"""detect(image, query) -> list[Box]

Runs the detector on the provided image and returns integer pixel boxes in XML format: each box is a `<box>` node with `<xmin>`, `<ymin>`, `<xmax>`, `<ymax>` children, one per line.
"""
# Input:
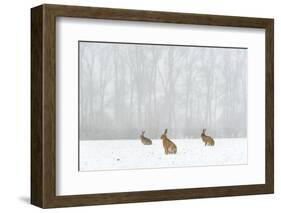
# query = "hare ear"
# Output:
<box><xmin>164</xmin><ymin>129</ymin><xmax>168</xmax><ymax>134</ymax></box>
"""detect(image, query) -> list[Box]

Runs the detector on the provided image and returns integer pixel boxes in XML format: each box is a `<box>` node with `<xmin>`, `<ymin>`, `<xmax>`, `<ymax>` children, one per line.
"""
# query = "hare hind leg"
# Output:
<box><xmin>168</xmin><ymin>146</ymin><xmax>176</xmax><ymax>154</ymax></box>
<box><xmin>171</xmin><ymin>149</ymin><xmax>177</xmax><ymax>154</ymax></box>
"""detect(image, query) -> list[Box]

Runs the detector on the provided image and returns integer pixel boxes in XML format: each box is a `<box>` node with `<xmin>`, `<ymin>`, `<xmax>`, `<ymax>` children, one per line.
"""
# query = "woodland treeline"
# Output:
<box><xmin>79</xmin><ymin>42</ymin><xmax>247</xmax><ymax>140</ymax></box>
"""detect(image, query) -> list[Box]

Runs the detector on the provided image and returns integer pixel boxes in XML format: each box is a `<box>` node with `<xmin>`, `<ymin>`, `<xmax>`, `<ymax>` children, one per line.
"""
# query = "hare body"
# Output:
<box><xmin>161</xmin><ymin>129</ymin><xmax>177</xmax><ymax>154</ymax></box>
<box><xmin>201</xmin><ymin>129</ymin><xmax>215</xmax><ymax>146</ymax></box>
<box><xmin>140</xmin><ymin>131</ymin><xmax>152</xmax><ymax>145</ymax></box>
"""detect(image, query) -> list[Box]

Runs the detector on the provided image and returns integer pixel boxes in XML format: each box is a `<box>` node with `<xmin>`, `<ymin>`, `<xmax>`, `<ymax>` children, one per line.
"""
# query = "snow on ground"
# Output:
<box><xmin>80</xmin><ymin>138</ymin><xmax>247</xmax><ymax>171</ymax></box>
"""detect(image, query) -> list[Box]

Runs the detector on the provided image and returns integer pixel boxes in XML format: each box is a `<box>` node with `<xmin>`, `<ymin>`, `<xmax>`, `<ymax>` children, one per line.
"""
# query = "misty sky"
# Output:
<box><xmin>79</xmin><ymin>42</ymin><xmax>247</xmax><ymax>140</ymax></box>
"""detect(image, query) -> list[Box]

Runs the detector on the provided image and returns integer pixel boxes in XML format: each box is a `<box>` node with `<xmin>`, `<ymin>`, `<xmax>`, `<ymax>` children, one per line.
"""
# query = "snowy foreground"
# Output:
<box><xmin>80</xmin><ymin>139</ymin><xmax>247</xmax><ymax>171</ymax></box>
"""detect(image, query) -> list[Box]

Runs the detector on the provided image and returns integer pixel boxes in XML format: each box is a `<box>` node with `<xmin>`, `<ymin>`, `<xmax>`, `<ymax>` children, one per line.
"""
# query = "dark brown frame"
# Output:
<box><xmin>31</xmin><ymin>4</ymin><xmax>274</xmax><ymax>208</ymax></box>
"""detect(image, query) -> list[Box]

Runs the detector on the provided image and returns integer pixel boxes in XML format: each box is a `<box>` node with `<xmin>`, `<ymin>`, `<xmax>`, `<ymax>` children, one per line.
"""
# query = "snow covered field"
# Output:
<box><xmin>79</xmin><ymin>138</ymin><xmax>247</xmax><ymax>171</ymax></box>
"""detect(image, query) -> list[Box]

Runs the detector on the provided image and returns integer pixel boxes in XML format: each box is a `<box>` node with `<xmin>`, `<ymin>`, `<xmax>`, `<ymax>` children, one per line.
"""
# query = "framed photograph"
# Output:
<box><xmin>31</xmin><ymin>4</ymin><xmax>274</xmax><ymax>208</ymax></box>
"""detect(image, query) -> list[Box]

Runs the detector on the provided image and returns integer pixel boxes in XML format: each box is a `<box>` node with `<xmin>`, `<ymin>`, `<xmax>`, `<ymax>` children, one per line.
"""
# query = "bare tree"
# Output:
<box><xmin>79</xmin><ymin>42</ymin><xmax>248</xmax><ymax>140</ymax></box>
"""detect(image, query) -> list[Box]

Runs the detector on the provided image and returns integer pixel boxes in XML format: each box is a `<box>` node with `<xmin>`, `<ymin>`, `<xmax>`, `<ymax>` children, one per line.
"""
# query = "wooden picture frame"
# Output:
<box><xmin>31</xmin><ymin>4</ymin><xmax>274</xmax><ymax>208</ymax></box>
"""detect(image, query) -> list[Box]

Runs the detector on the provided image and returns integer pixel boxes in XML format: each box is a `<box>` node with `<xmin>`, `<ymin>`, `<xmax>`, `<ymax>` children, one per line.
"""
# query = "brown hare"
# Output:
<box><xmin>201</xmin><ymin>129</ymin><xmax>215</xmax><ymax>146</ymax></box>
<box><xmin>140</xmin><ymin>131</ymin><xmax>152</xmax><ymax>145</ymax></box>
<box><xmin>160</xmin><ymin>129</ymin><xmax>177</xmax><ymax>154</ymax></box>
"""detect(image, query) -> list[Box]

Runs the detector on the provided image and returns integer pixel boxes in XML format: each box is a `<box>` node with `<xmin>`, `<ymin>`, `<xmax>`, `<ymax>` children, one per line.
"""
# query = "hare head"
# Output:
<box><xmin>140</xmin><ymin>131</ymin><xmax>145</xmax><ymax>137</ymax></box>
<box><xmin>161</xmin><ymin>129</ymin><xmax>168</xmax><ymax>140</ymax></box>
<box><xmin>202</xmin><ymin>129</ymin><xmax>206</xmax><ymax>134</ymax></box>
